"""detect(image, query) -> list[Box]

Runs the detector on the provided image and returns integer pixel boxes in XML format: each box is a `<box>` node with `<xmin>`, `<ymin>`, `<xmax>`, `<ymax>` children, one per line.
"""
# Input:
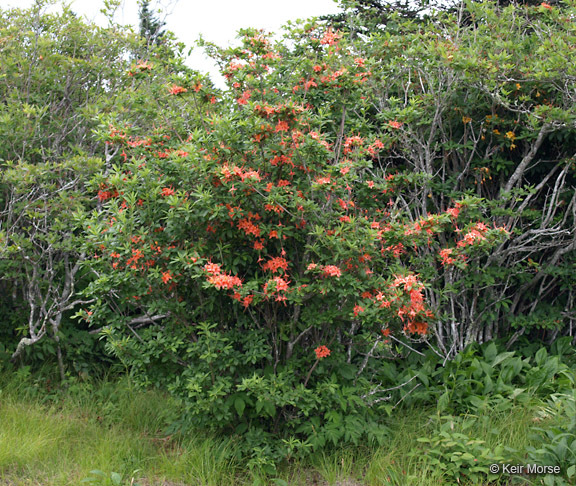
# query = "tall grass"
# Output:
<box><xmin>0</xmin><ymin>368</ymin><xmax>564</xmax><ymax>485</ymax></box>
<box><xmin>0</xmin><ymin>369</ymin><xmax>237</xmax><ymax>485</ymax></box>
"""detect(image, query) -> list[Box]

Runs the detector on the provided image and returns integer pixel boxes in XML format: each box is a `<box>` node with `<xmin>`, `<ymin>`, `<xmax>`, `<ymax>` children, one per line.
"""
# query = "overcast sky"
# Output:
<box><xmin>0</xmin><ymin>0</ymin><xmax>342</xmax><ymax>87</ymax></box>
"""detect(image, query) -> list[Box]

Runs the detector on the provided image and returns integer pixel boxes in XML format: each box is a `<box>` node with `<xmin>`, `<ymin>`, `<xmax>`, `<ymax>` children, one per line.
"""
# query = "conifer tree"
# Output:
<box><xmin>138</xmin><ymin>0</ymin><xmax>165</xmax><ymax>47</ymax></box>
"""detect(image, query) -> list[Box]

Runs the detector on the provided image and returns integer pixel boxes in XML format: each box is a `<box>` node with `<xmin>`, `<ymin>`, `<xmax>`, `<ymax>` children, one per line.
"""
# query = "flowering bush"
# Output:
<box><xmin>81</xmin><ymin>22</ymin><xmax>512</xmax><ymax>465</ymax></box>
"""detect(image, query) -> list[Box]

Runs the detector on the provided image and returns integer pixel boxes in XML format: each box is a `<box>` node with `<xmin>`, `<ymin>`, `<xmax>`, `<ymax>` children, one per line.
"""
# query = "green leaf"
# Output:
<box><xmin>234</xmin><ymin>396</ymin><xmax>245</xmax><ymax>416</ymax></box>
<box><xmin>534</xmin><ymin>348</ymin><xmax>548</xmax><ymax>366</ymax></box>
<box><xmin>483</xmin><ymin>342</ymin><xmax>498</xmax><ymax>363</ymax></box>
<box><xmin>437</xmin><ymin>391</ymin><xmax>450</xmax><ymax>413</ymax></box>
<box><xmin>263</xmin><ymin>400</ymin><xmax>276</xmax><ymax>418</ymax></box>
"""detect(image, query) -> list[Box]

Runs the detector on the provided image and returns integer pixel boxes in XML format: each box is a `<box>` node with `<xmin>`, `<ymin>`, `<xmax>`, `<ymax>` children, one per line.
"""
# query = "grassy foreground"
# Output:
<box><xmin>0</xmin><ymin>369</ymin><xmax>563</xmax><ymax>485</ymax></box>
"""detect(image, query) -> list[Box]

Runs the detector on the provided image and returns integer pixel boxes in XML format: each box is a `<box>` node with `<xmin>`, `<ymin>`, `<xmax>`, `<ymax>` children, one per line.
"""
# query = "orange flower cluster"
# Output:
<box><xmin>262</xmin><ymin>256</ymin><xmax>289</xmax><ymax>274</ymax></box>
<box><xmin>204</xmin><ymin>262</ymin><xmax>243</xmax><ymax>290</ymax></box>
<box><xmin>97</xmin><ymin>189</ymin><xmax>118</xmax><ymax>202</ymax></box>
<box><xmin>204</xmin><ymin>262</ymin><xmax>221</xmax><ymax>275</ymax></box>
<box><xmin>97</xmin><ymin>183</ymin><xmax>119</xmax><ymax>202</ymax></box>
<box><xmin>353</xmin><ymin>304</ymin><xmax>365</xmax><ymax>316</ymax></box>
<box><xmin>220</xmin><ymin>164</ymin><xmax>261</xmax><ymax>183</ymax></box>
<box><xmin>127</xmin><ymin>61</ymin><xmax>152</xmax><ymax>77</ymax></box>
<box><xmin>343</xmin><ymin>135</ymin><xmax>364</xmax><ymax>153</ymax></box>
<box><xmin>392</xmin><ymin>274</ymin><xmax>431</xmax><ymax>335</ymax></box>
<box><xmin>439</xmin><ymin>248</ymin><xmax>456</xmax><ymax>266</ymax></box>
<box><xmin>270</xmin><ymin>154</ymin><xmax>293</xmax><ymax>167</ymax></box>
<box><xmin>315</xmin><ymin>175</ymin><xmax>332</xmax><ymax>185</ymax></box>
<box><xmin>274</xmin><ymin>120</ymin><xmax>290</xmax><ymax>132</ymax></box>
<box><xmin>457</xmin><ymin>222</ymin><xmax>489</xmax><ymax>248</ymax></box>
<box><xmin>237</xmin><ymin>217</ymin><xmax>261</xmax><ymax>237</ymax></box>
<box><xmin>314</xmin><ymin>345</ymin><xmax>331</xmax><ymax>359</ymax></box>
<box><xmin>168</xmin><ymin>84</ymin><xmax>187</xmax><ymax>95</ymax></box>
<box><xmin>264</xmin><ymin>204</ymin><xmax>284</xmax><ymax>214</ymax></box>
<box><xmin>237</xmin><ymin>90</ymin><xmax>252</xmax><ymax>105</ymax></box>
<box><xmin>445</xmin><ymin>203</ymin><xmax>462</xmax><ymax>219</ymax></box>
<box><xmin>264</xmin><ymin>276</ymin><xmax>290</xmax><ymax>302</ymax></box>
<box><xmin>320</xmin><ymin>28</ymin><xmax>341</xmax><ymax>46</ymax></box>
<box><xmin>322</xmin><ymin>265</ymin><xmax>342</xmax><ymax>278</ymax></box>
<box><xmin>208</xmin><ymin>273</ymin><xmax>243</xmax><ymax>290</ymax></box>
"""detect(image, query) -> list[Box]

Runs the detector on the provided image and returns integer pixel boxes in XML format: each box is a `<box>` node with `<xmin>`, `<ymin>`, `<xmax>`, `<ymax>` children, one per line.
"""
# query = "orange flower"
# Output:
<box><xmin>322</xmin><ymin>265</ymin><xmax>342</xmax><ymax>278</ymax></box>
<box><xmin>168</xmin><ymin>84</ymin><xmax>187</xmax><ymax>95</ymax></box>
<box><xmin>343</xmin><ymin>135</ymin><xmax>364</xmax><ymax>150</ymax></box>
<box><xmin>446</xmin><ymin>206</ymin><xmax>460</xmax><ymax>218</ymax></box>
<box><xmin>274</xmin><ymin>120</ymin><xmax>290</xmax><ymax>132</ymax></box>
<box><xmin>160</xmin><ymin>187</ymin><xmax>175</xmax><ymax>197</ymax></box>
<box><xmin>439</xmin><ymin>248</ymin><xmax>455</xmax><ymax>266</ymax></box>
<box><xmin>315</xmin><ymin>175</ymin><xmax>331</xmax><ymax>185</ymax></box>
<box><xmin>320</xmin><ymin>28</ymin><xmax>341</xmax><ymax>46</ymax></box>
<box><xmin>242</xmin><ymin>295</ymin><xmax>253</xmax><ymax>308</ymax></box>
<box><xmin>314</xmin><ymin>345</ymin><xmax>331</xmax><ymax>359</ymax></box>
<box><xmin>204</xmin><ymin>262</ymin><xmax>222</xmax><ymax>275</ymax></box>
<box><xmin>353</xmin><ymin>304</ymin><xmax>365</xmax><ymax>316</ymax></box>
<box><xmin>262</xmin><ymin>256</ymin><xmax>289</xmax><ymax>273</ymax></box>
<box><xmin>392</xmin><ymin>274</ymin><xmax>419</xmax><ymax>291</ymax></box>
<box><xmin>388</xmin><ymin>120</ymin><xmax>403</xmax><ymax>129</ymax></box>
<box><xmin>237</xmin><ymin>218</ymin><xmax>261</xmax><ymax>237</ymax></box>
<box><xmin>264</xmin><ymin>276</ymin><xmax>290</xmax><ymax>294</ymax></box>
<box><xmin>237</xmin><ymin>90</ymin><xmax>252</xmax><ymax>105</ymax></box>
<box><xmin>208</xmin><ymin>273</ymin><xmax>242</xmax><ymax>290</ymax></box>
<box><xmin>162</xmin><ymin>271</ymin><xmax>172</xmax><ymax>284</ymax></box>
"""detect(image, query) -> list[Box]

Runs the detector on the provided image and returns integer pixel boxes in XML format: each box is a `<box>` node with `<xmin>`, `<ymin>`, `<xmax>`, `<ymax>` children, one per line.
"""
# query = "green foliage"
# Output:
<box><xmin>410</xmin><ymin>416</ymin><xmax>513</xmax><ymax>484</ymax></box>
<box><xmin>79</xmin><ymin>20</ymin><xmax>519</xmax><ymax>465</ymax></box>
<box><xmin>0</xmin><ymin>1</ymin><xmax>211</xmax><ymax>373</ymax></box>
<box><xmin>366</xmin><ymin>338</ymin><xmax>576</xmax><ymax>416</ymax></box>
<box><xmin>0</xmin><ymin>361</ymin><xmax>574</xmax><ymax>484</ymax></box>
<box><xmin>527</xmin><ymin>391</ymin><xmax>576</xmax><ymax>485</ymax></box>
<box><xmin>1</xmin><ymin>0</ymin><xmax>576</xmax><ymax>475</ymax></box>
<box><xmin>81</xmin><ymin>470</ymin><xmax>139</xmax><ymax>486</ymax></box>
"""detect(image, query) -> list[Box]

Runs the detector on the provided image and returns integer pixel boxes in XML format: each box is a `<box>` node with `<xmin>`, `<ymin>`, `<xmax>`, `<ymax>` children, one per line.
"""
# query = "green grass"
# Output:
<box><xmin>0</xmin><ymin>369</ymin><xmax>565</xmax><ymax>485</ymax></box>
<box><xmin>0</xmin><ymin>371</ymin><xmax>237</xmax><ymax>486</ymax></box>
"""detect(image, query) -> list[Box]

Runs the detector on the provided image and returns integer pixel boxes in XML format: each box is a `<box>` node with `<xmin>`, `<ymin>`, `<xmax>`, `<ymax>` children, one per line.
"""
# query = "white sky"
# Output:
<box><xmin>0</xmin><ymin>0</ymin><xmax>342</xmax><ymax>88</ymax></box>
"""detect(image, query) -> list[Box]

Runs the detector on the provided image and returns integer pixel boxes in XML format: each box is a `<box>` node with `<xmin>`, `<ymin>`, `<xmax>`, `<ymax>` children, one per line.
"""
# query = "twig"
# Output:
<box><xmin>393</xmin><ymin>383</ymin><xmax>421</xmax><ymax>410</ymax></box>
<box><xmin>389</xmin><ymin>334</ymin><xmax>425</xmax><ymax>356</ymax></box>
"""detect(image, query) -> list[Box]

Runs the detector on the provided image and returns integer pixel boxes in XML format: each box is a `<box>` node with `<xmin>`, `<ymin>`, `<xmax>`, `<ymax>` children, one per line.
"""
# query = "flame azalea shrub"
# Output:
<box><xmin>82</xmin><ymin>25</ymin><xmax>509</xmax><ymax>465</ymax></box>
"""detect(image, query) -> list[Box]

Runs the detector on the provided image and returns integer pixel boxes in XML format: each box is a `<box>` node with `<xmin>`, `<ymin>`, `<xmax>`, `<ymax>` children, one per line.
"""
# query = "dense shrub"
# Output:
<box><xmin>81</xmin><ymin>21</ymin><xmax>513</xmax><ymax>466</ymax></box>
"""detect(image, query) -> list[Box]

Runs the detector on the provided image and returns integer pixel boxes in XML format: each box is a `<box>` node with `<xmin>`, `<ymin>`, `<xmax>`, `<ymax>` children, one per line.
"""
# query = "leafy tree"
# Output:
<box><xmin>323</xmin><ymin>0</ymin><xmax>459</xmax><ymax>34</ymax></box>
<box><xmin>0</xmin><ymin>1</ymin><xmax>210</xmax><ymax>377</ymax></box>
